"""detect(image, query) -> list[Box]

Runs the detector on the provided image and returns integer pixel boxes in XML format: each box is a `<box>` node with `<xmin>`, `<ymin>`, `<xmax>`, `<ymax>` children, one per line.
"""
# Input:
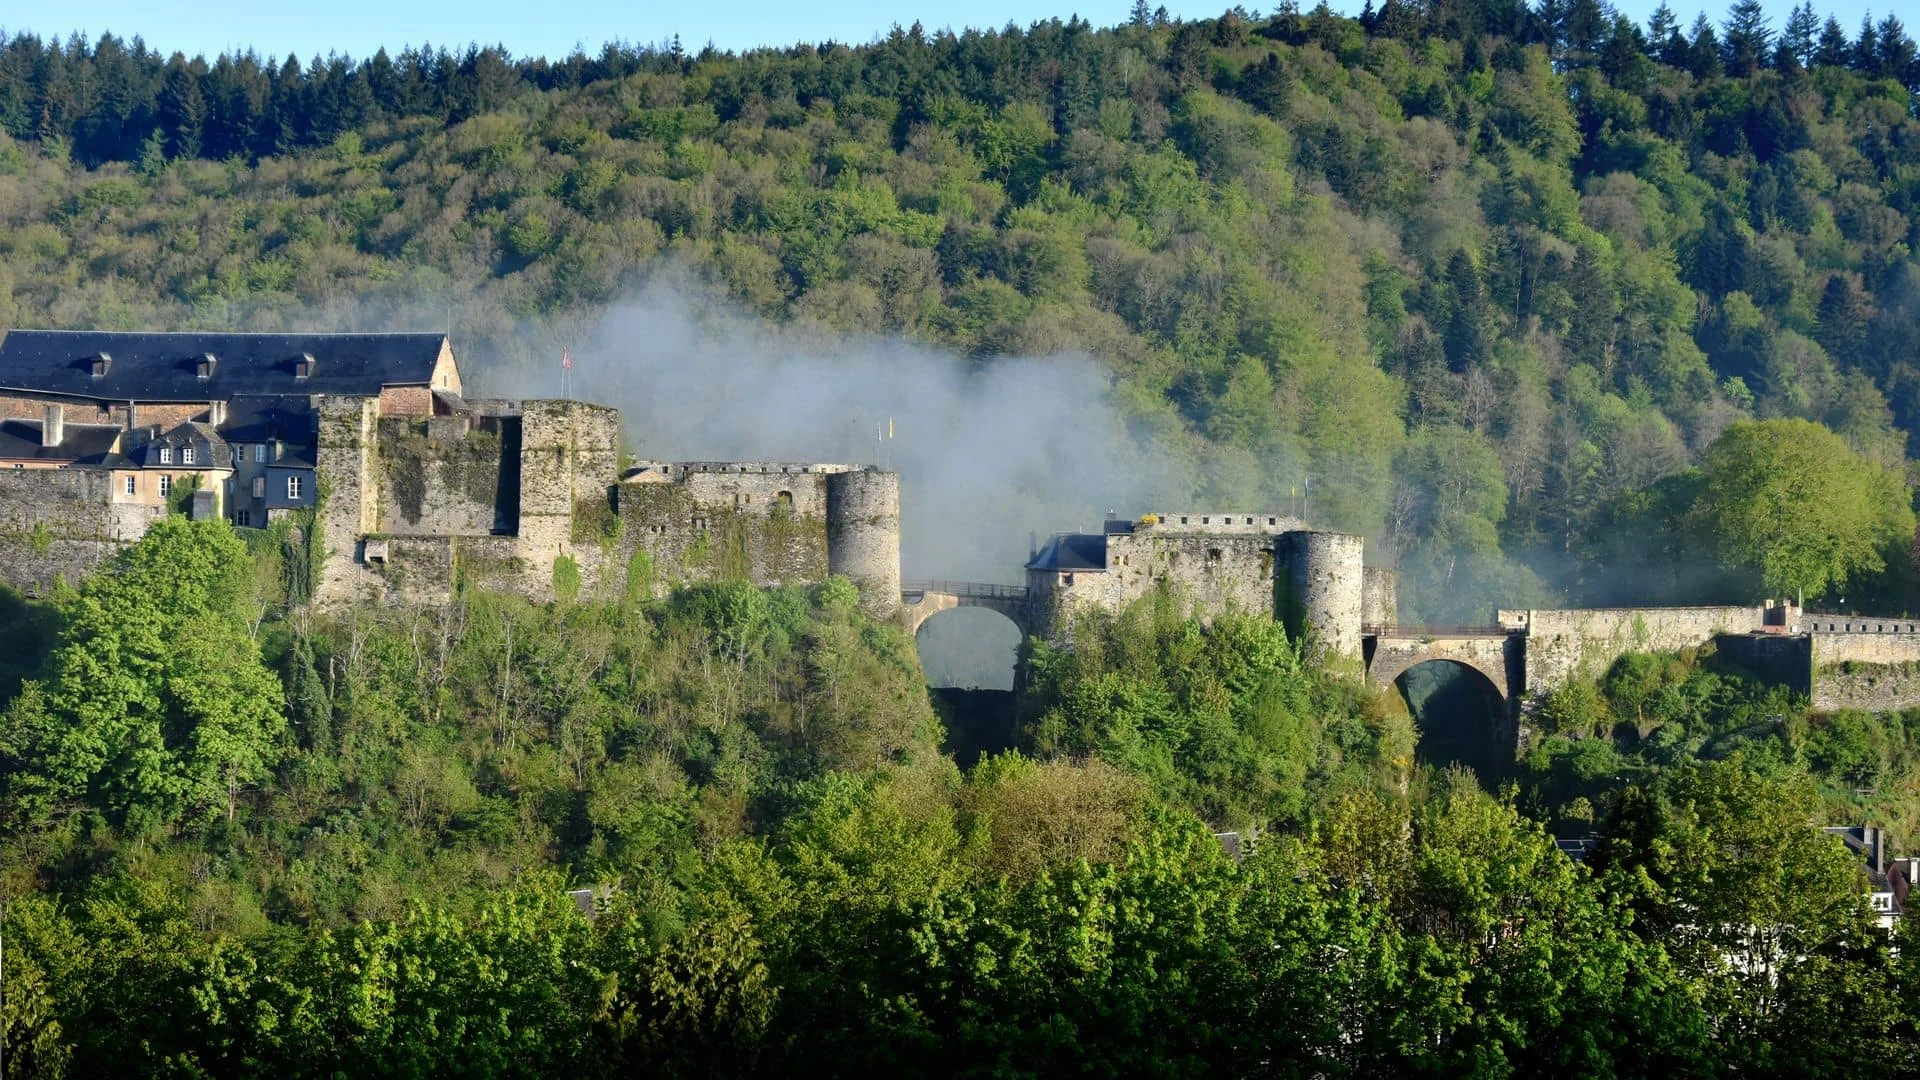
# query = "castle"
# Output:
<box><xmin>0</xmin><ymin>330</ymin><xmax>901</xmax><ymax>615</ymax></box>
<box><xmin>9</xmin><ymin>328</ymin><xmax>1920</xmax><ymax>744</ymax></box>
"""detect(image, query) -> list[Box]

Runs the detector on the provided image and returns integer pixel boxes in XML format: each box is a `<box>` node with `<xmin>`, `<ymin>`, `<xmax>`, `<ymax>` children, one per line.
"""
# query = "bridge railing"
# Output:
<box><xmin>1381</xmin><ymin>624</ymin><xmax>1511</xmax><ymax>638</ymax></box>
<box><xmin>902</xmin><ymin>579</ymin><xmax>1030</xmax><ymax>601</ymax></box>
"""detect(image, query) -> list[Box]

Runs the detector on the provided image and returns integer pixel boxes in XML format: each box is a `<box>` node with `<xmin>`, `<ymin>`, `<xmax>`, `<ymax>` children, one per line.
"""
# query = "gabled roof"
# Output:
<box><xmin>1027</xmin><ymin>533</ymin><xmax>1108</xmax><ymax>572</ymax></box>
<box><xmin>0</xmin><ymin>420</ymin><xmax>123</xmax><ymax>465</ymax></box>
<box><xmin>139</xmin><ymin>421</ymin><xmax>231</xmax><ymax>468</ymax></box>
<box><xmin>0</xmin><ymin>330</ymin><xmax>450</xmax><ymax>402</ymax></box>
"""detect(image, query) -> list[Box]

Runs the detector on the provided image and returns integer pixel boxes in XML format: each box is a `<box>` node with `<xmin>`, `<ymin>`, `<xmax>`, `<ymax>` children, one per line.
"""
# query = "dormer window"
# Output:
<box><xmin>91</xmin><ymin>353</ymin><xmax>112</xmax><ymax>378</ymax></box>
<box><xmin>181</xmin><ymin>446</ymin><xmax>195</xmax><ymax>465</ymax></box>
<box><xmin>295</xmin><ymin>353</ymin><xmax>315</xmax><ymax>379</ymax></box>
<box><xmin>158</xmin><ymin>446</ymin><xmax>172</xmax><ymax>465</ymax></box>
<box><xmin>196</xmin><ymin>353</ymin><xmax>217</xmax><ymax>379</ymax></box>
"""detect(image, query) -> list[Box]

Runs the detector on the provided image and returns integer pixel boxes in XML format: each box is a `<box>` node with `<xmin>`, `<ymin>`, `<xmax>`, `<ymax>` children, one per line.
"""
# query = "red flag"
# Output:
<box><xmin>562</xmin><ymin>347</ymin><xmax>573</xmax><ymax>370</ymax></box>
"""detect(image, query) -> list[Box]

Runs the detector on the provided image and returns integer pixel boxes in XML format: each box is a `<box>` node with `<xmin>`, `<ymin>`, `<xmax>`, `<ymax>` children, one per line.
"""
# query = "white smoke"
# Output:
<box><xmin>465</xmin><ymin>276</ymin><xmax>1194</xmax><ymax>585</ymax></box>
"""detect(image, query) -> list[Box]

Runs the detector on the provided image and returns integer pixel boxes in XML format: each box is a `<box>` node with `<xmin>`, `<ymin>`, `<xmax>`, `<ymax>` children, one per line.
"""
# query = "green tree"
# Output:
<box><xmin>0</xmin><ymin>517</ymin><xmax>287</xmax><ymax>826</ymax></box>
<box><xmin>1694</xmin><ymin>418</ymin><xmax>1913</xmax><ymax>603</ymax></box>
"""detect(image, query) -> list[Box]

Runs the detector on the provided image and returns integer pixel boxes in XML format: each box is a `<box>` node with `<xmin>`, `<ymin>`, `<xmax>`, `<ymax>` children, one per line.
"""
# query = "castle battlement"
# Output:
<box><xmin>1126</xmin><ymin>512</ymin><xmax>1310</xmax><ymax>535</ymax></box>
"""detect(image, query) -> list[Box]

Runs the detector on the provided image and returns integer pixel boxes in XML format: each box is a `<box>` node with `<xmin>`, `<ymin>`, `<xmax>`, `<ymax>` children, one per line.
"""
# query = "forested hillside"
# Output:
<box><xmin>3</xmin><ymin>1</ymin><xmax>1920</xmax><ymax>616</ymax></box>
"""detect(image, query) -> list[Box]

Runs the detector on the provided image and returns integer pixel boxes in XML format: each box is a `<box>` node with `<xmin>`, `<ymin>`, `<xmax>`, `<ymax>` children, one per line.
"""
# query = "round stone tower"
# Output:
<box><xmin>1280</xmin><ymin>531</ymin><xmax>1365</xmax><ymax>669</ymax></box>
<box><xmin>827</xmin><ymin>468</ymin><xmax>901</xmax><ymax>618</ymax></box>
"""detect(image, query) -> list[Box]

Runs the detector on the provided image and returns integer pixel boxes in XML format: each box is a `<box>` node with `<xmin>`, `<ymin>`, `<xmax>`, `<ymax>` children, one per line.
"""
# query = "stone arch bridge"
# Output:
<box><xmin>1364</xmin><ymin>626</ymin><xmax>1520</xmax><ymax>705</ymax></box>
<box><xmin>901</xmin><ymin>580</ymin><xmax>1038</xmax><ymax>638</ymax></box>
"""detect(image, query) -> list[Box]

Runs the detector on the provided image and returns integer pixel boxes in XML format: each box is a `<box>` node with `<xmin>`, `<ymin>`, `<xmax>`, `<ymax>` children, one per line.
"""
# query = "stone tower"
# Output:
<box><xmin>1279</xmin><ymin>530</ymin><xmax>1365</xmax><ymax>668</ymax></box>
<box><xmin>826</xmin><ymin>467</ymin><xmax>901</xmax><ymax>618</ymax></box>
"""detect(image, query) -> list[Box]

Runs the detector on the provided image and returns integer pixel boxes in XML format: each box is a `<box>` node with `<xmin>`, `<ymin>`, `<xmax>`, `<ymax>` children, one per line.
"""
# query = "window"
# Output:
<box><xmin>181</xmin><ymin>445</ymin><xmax>195</xmax><ymax>465</ymax></box>
<box><xmin>158</xmin><ymin>475</ymin><xmax>172</xmax><ymax>497</ymax></box>
<box><xmin>232</xmin><ymin>445</ymin><xmax>242</xmax><ymax>465</ymax></box>
<box><xmin>235</xmin><ymin>510</ymin><xmax>251</xmax><ymax>527</ymax></box>
<box><xmin>124</xmin><ymin>475</ymin><xmax>136</xmax><ymax>496</ymax></box>
<box><xmin>253</xmin><ymin>444</ymin><xmax>265</xmax><ymax>463</ymax></box>
<box><xmin>252</xmin><ymin>476</ymin><xmax>265</xmax><ymax>498</ymax></box>
<box><xmin>286</xmin><ymin>475</ymin><xmax>303</xmax><ymax>500</ymax></box>
<box><xmin>158</xmin><ymin>446</ymin><xmax>172</xmax><ymax>464</ymax></box>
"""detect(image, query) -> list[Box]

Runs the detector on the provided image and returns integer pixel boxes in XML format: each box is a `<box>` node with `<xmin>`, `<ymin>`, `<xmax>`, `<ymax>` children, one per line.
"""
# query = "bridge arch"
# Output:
<box><xmin>1390</xmin><ymin>658</ymin><xmax>1516</xmax><ymax>784</ymax></box>
<box><xmin>914</xmin><ymin>605</ymin><xmax>1025</xmax><ymax>691</ymax></box>
<box><xmin>899</xmin><ymin>580</ymin><xmax>1036</xmax><ymax>639</ymax></box>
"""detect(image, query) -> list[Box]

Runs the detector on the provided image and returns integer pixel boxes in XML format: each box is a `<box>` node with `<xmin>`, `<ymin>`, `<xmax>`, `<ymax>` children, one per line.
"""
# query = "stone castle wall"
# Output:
<box><xmin>0</xmin><ymin>469</ymin><xmax>148</xmax><ymax>593</ymax></box>
<box><xmin>827</xmin><ymin>469</ymin><xmax>900</xmax><ymax>618</ymax></box>
<box><xmin>1809</xmin><ymin>631</ymin><xmax>1920</xmax><ymax>712</ymax></box>
<box><xmin>0</xmin><ymin>391</ymin><xmax>904</xmax><ymax>613</ymax></box>
<box><xmin>1363</xmin><ymin>566</ymin><xmax>1398</xmax><ymax>629</ymax></box>
<box><xmin>1031</xmin><ymin>529</ymin><xmax>1280</xmax><ymax>636</ymax></box>
<box><xmin>375</xmin><ymin>415</ymin><xmax>514</xmax><ymax>537</ymax></box>
<box><xmin>606</xmin><ymin>465</ymin><xmax>835</xmax><ymax>599</ymax></box>
<box><xmin>1519</xmin><ymin>606</ymin><xmax>1765</xmax><ymax>703</ymax></box>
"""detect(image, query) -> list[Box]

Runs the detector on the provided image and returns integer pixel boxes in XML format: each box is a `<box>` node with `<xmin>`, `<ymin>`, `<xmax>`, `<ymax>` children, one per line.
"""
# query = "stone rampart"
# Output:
<box><xmin>1363</xmin><ymin>566</ymin><xmax>1398</xmax><ymax>629</ymax></box>
<box><xmin>376</xmin><ymin>416</ymin><xmax>510</xmax><ymax>537</ymax></box>
<box><xmin>1810</xmin><ymin>632</ymin><xmax>1920</xmax><ymax>712</ymax></box>
<box><xmin>826</xmin><ymin>468</ymin><xmax>901</xmax><ymax>618</ymax></box>
<box><xmin>609</xmin><ymin>470</ymin><xmax>832</xmax><ymax>599</ymax></box>
<box><xmin>1520</xmin><ymin>606</ymin><xmax>1764</xmax><ymax>702</ymax></box>
<box><xmin>0</xmin><ymin>468</ymin><xmax>142</xmax><ymax>593</ymax></box>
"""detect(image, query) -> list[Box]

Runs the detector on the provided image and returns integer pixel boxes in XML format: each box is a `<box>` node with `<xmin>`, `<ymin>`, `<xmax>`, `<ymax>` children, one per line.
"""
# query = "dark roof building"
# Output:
<box><xmin>0</xmin><ymin>420</ymin><xmax>124</xmax><ymax>466</ymax></box>
<box><xmin>139</xmin><ymin>422</ymin><xmax>231</xmax><ymax>469</ymax></box>
<box><xmin>1027</xmin><ymin>532</ymin><xmax>1109</xmax><ymax>572</ymax></box>
<box><xmin>0</xmin><ymin>330</ymin><xmax>459</xmax><ymax>401</ymax></box>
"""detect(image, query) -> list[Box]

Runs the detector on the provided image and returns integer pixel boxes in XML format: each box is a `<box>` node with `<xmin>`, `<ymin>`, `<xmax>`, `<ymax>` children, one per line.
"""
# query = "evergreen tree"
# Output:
<box><xmin>1648</xmin><ymin>2</ymin><xmax>1688</xmax><ymax>65</ymax></box>
<box><xmin>1721</xmin><ymin>0</ymin><xmax>1772</xmax><ymax>76</ymax></box>
<box><xmin>1853</xmin><ymin>16</ymin><xmax>1878</xmax><ymax>72</ymax></box>
<box><xmin>1781</xmin><ymin>2</ymin><xmax>1819</xmax><ymax>69</ymax></box>
<box><xmin>1687</xmin><ymin>13</ymin><xmax>1724</xmax><ymax>78</ymax></box>
<box><xmin>1237</xmin><ymin>51</ymin><xmax>1294</xmax><ymax>117</ymax></box>
<box><xmin>1444</xmin><ymin>249</ymin><xmax>1493</xmax><ymax>372</ymax></box>
<box><xmin>1814</xmin><ymin>16</ymin><xmax>1851</xmax><ymax>68</ymax></box>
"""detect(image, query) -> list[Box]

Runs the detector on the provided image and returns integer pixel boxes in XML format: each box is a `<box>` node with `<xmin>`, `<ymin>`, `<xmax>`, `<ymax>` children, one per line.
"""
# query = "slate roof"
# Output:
<box><xmin>0</xmin><ymin>330</ymin><xmax>449</xmax><ymax>402</ymax></box>
<box><xmin>0</xmin><ymin>420</ymin><xmax>123</xmax><ymax>465</ymax></box>
<box><xmin>221</xmin><ymin>395</ymin><xmax>315</xmax><ymax>443</ymax></box>
<box><xmin>139</xmin><ymin>422</ymin><xmax>231</xmax><ymax>469</ymax></box>
<box><xmin>1027</xmin><ymin>533</ymin><xmax>1108</xmax><ymax>572</ymax></box>
<box><xmin>219</xmin><ymin>396</ymin><xmax>319</xmax><ymax>467</ymax></box>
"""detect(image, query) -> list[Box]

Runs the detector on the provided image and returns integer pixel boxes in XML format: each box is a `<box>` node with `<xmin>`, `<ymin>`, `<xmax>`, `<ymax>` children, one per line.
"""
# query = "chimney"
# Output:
<box><xmin>295</xmin><ymin>353</ymin><xmax>315</xmax><ymax>379</ymax></box>
<box><xmin>197</xmin><ymin>352</ymin><xmax>217</xmax><ymax>380</ymax></box>
<box><xmin>41</xmin><ymin>404</ymin><xmax>63</xmax><ymax>448</ymax></box>
<box><xmin>90</xmin><ymin>353</ymin><xmax>112</xmax><ymax>378</ymax></box>
<box><xmin>1874</xmin><ymin>827</ymin><xmax>1887</xmax><ymax>875</ymax></box>
<box><xmin>208</xmin><ymin>400</ymin><xmax>227</xmax><ymax>426</ymax></box>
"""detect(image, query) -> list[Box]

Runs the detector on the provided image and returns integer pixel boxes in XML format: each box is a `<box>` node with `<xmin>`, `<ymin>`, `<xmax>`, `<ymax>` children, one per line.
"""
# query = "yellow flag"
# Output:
<box><xmin>888</xmin><ymin>417</ymin><xmax>894</xmax><ymax>439</ymax></box>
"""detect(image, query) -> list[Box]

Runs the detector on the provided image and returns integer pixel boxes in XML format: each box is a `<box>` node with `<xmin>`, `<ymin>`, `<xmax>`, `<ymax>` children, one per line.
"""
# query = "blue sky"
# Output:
<box><xmin>1</xmin><ymin>0</ymin><xmax>1888</xmax><ymax>63</ymax></box>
